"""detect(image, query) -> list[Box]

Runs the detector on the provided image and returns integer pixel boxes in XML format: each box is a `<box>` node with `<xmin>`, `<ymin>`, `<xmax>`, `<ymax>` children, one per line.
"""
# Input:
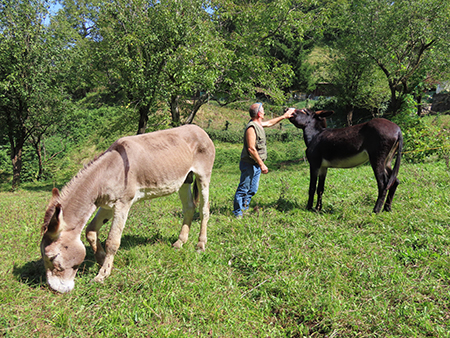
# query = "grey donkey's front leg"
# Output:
<box><xmin>93</xmin><ymin>205</ymin><xmax>129</xmax><ymax>283</ymax></box>
<box><xmin>86</xmin><ymin>207</ymin><xmax>113</xmax><ymax>266</ymax></box>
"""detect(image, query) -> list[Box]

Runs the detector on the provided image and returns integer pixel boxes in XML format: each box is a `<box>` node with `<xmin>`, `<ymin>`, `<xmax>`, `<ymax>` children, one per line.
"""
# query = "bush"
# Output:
<box><xmin>213</xmin><ymin>147</ymin><xmax>241</xmax><ymax>169</ymax></box>
<box><xmin>206</xmin><ymin>127</ymin><xmax>303</xmax><ymax>144</ymax></box>
<box><xmin>392</xmin><ymin>95</ymin><xmax>450</xmax><ymax>163</ymax></box>
<box><xmin>206</xmin><ymin>129</ymin><xmax>243</xmax><ymax>144</ymax></box>
<box><xmin>265</xmin><ymin>128</ymin><xmax>303</xmax><ymax>142</ymax></box>
<box><xmin>0</xmin><ymin>146</ymin><xmax>9</xmax><ymax>173</ymax></box>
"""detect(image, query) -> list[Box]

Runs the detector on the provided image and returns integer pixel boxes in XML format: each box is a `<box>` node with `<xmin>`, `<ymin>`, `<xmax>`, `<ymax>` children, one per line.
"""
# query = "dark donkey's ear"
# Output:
<box><xmin>315</xmin><ymin>110</ymin><xmax>334</xmax><ymax>118</ymax></box>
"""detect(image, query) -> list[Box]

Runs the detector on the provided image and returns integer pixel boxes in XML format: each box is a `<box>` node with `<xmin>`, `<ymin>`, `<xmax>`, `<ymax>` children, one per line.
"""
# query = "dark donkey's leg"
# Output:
<box><xmin>315</xmin><ymin>168</ymin><xmax>328</xmax><ymax>211</ymax></box>
<box><xmin>307</xmin><ymin>166</ymin><xmax>319</xmax><ymax>210</ymax></box>
<box><xmin>383</xmin><ymin>167</ymin><xmax>400</xmax><ymax>212</ymax></box>
<box><xmin>383</xmin><ymin>138</ymin><xmax>402</xmax><ymax>212</ymax></box>
<box><xmin>371</xmin><ymin>157</ymin><xmax>390</xmax><ymax>213</ymax></box>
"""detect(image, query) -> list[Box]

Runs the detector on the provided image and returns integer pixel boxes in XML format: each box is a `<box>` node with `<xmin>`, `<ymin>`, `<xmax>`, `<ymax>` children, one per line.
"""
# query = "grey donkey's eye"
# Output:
<box><xmin>49</xmin><ymin>253</ymin><xmax>60</xmax><ymax>262</ymax></box>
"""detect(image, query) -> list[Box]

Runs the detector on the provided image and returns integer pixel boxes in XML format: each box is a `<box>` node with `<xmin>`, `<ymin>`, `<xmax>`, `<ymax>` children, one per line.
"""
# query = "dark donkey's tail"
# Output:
<box><xmin>387</xmin><ymin>129</ymin><xmax>403</xmax><ymax>189</ymax></box>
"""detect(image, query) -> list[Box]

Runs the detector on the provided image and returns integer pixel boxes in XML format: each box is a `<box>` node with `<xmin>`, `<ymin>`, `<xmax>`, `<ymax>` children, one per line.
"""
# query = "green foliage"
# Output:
<box><xmin>0</xmin><ymin>105</ymin><xmax>150</xmax><ymax>184</ymax></box>
<box><xmin>206</xmin><ymin>126</ymin><xmax>303</xmax><ymax>145</ymax></box>
<box><xmin>212</xmin><ymin>139</ymin><xmax>305</xmax><ymax>171</ymax></box>
<box><xmin>265</xmin><ymin>127</ymin><xmax>303</xmax><ymax>143</ymax></box>
<box><xmin>0</xmin><ymin>0</ymin><xmax>74</xmax><ymax>188</ymax></box>
<box><xmin>392</xmin><ymin>95</ymin><xmax>450</xmax><ymax>163</ymax></box>
<box><xmin>213</xmin><ymin>0</ymin><xmax>310</xmax><ymax>104</ymax></box>
<box><xmin>206</xmin><ymin>129</ymin><xmax>244</xmax><ymax>144</ymax></box>
<box><xmin>0</xmin><ymin>145</ymin><xmax>9</xmax><ymax>178</ymax></box>
<box><xmin>325</xmin><ymin>0</ymin><xmax>450</xmax><ymax>113</ymax></box>
<box><xmin>213</xmin><ymin>145</ymin><xmax>241</xmax><ymax>169</ymax></box>
<box><xmin>321</xmin><ymin>47</ymin><xmax>390</xmax><ymax>118</ymax></box>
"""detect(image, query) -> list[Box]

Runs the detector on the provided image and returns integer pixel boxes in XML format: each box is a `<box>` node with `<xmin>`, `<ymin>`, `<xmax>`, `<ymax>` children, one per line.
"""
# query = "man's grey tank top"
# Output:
<box><xmin>240</xmin><ymin>121</ymin><xmax>267</xmax><ymax>164</ymax></box>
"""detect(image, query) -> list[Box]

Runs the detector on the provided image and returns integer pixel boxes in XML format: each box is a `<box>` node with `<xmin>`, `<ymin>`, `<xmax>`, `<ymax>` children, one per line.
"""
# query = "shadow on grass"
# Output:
<box><xmin>210</xmin><ymin>203</ymin><xmax>233</xmax><ymax>215</ymax></box>
<box><xmin>120</xmin><ymin>232</ymin><xmax>178</xmax><ymax>249</ymax></box>
<box><xmin>251</xmin><ymin>200</ymin><xmax>339</xmax><ymax>215</ymax></box>
<box><xmin>12</xmin><ymin>255</ymin><xmax>98</xmax><ymax>289</ymax></box>
<box><xmin>269</xmin><ymin>157</ymin><xmax>307</xmax><ymax>171</ymax></box>
<box><xmin>12</xmin><ymin>259</ymin><xmax>46</xmax><ymax>289</ymax></box>
<box><xmin>253</xmin><ymin>195</ymin><xmax>303</xmax><ymax>213</ymax></box>
<box><xmin>211</xmin><ymin>198</ymin><xmax>305</xmax><ymax>214</ymax></box>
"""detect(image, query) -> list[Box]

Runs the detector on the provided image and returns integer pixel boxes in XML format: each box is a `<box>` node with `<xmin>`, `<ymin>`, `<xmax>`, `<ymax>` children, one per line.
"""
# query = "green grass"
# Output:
<box><xmin>1</xmin><ymin>144</ymin><xmax>449</xmax><ymax>337</ymax></box>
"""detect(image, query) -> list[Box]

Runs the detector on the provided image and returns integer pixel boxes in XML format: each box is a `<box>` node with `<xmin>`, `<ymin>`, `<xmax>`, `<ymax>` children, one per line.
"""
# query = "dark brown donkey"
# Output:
<box><xmin>289</xmin><ymin>109</ymin><xmax>403</xmax><ymax>213</ymax></box>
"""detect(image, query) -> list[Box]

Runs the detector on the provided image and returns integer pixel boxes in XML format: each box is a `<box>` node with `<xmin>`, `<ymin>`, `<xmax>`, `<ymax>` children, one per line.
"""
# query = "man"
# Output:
<box><xmin>233</xmin><ymin>102</ymin><xmax>295</xmax><ymax>218</ymax></box>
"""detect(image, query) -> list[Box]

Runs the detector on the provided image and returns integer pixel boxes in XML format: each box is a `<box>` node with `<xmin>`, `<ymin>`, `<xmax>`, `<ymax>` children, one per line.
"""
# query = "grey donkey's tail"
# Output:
<box><xmin>193</xmin><ymin>178</ymin><xmax>200</xmax><ymax>207</ymax></box>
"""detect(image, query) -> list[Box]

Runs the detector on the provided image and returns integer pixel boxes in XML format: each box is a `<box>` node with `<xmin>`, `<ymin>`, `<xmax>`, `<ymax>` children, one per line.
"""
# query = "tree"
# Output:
<box><xmin>92</xmin><ymin>0</ymin><xmax>221</xmax><ymax>133</ymax></box>
<box><xmin>90</xmin><ymin>0</ymin><xmax>318</xmax><ymax>131</ymax></box>
<box><xmin>267</xmin><ymin>1</ymin><xmax>332</xmax><ymax>94</ymax></box>
<box><xmin>53</xmin><ymin>0</ymin><xmax>105</xmax><ymax>100</ymax></box>
<box><xmin>154</xmin><ymin>1</ymin><xmax>229</xmax><ymax>126</ymax></box>
<box><xmin>0</xmin><ymin>0</ymin><xmax>70</xmax><ymax>189</ymax></box>
<box><xmin>323</xmin><ymin>50</ymin><xmax>389</xmax><ymax>125</ymax></box>
<box><xmin>331</xmin><ymin>0</ymin><xmax>450</xmax><ymax>114</ymax></box>
<box><xmin>212</xmin><ymin>0</ymin><xmax>312</xmax><ymax>102</ymax></box>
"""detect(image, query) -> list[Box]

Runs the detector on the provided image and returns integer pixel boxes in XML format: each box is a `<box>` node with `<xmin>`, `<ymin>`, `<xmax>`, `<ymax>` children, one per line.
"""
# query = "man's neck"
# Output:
<box><xmin>251</xmin><ymin>117</ymin><xmax>263</xmax><ymax>127</ymax></box>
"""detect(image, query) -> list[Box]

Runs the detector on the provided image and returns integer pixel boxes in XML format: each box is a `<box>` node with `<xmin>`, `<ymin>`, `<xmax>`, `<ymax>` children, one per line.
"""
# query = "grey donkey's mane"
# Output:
<box><xmin>42</xmin><ymin>151</ymin><xmax>107</xmax><ymax>234</ymax></box>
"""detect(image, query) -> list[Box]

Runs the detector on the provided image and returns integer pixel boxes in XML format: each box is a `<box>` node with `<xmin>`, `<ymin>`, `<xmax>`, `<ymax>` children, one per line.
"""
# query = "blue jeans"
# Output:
<box><xmin>233</xmin><ymin>161</ymin><xmax>261</xmax><ymax>217</ymax></box>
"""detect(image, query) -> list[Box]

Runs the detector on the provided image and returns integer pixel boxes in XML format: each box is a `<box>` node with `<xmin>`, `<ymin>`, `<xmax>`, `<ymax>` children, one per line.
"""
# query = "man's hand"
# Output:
<box><xmin>283</xmin><ymin>108</ymin><xmax>296</xmax><ymax>119</ymax></box>
<box><xmin>260</xmin><ymin>163</ymin><xmax>268</xmax><ymax>174</ymax></box>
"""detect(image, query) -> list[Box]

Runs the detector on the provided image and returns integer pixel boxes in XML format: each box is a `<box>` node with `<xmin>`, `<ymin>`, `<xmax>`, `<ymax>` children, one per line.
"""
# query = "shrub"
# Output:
<box><xmin>206</xmin><ymin>129</ymin><xmax>243</xmax><ymax>144</ymax></box>
<box><xmin>213</xmin><ymin>147</ymin><xmax>241</xmax><ymax>169</ymax></box>
<box><xmin>392</xmin><ymin>95</ymin><xmax>450</xmax><ymax>163</ymax></box>
<box><xmin>206</xmin><ymin>127</ymin><xmax>303</xmax><ymax>144</ymax></box>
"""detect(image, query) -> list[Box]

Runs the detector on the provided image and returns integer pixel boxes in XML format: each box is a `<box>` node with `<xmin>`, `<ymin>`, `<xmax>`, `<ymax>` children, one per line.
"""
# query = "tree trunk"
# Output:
<box><xmin>415</xmin><ymin>93</ymin><xmax>423</xmax><ymax>116</ymax></box>
<box><xmin>36</xmin><ymin>139</ymin><xmax>43</xmax><ymax>180</ymax></box>
<box><xmin>6</xmin><ymin>107</ymin><xmax>26</xmax><ymax>191</ymax></box>
<box><xmin>30</xmin><ymin>134</ymin><xmax>44</xmax><ymax>181</ymax></box>
<box><xmin>137</xmin><ymin>105</ymin><xmax>150</xmax><ymax>135</ymax></box>
<box><xmin>170</xmin><ymin>95</ymin><xmax>181</xmax><ymax>126</ymax></box>
<box><xmin>185</xmin><ymin>93</ymin><xmax>210</xmax><ymax>124</ymax></box>
<box><xmin>11</xmin><ymin>147</ymin><xmax>23</xmax><ymax>191</ymax></box>
<box><xmin>388</xmin><ymin>87</ymin><xmax>402</xmax><ymax>115</ymax></box>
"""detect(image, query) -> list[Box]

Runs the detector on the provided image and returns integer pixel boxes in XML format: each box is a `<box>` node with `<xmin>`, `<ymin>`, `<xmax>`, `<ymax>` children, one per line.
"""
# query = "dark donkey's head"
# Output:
<box><xmin>289</xmin><ymin>109</ymin><xmax>334</xmax><ymax>130</ymax></box>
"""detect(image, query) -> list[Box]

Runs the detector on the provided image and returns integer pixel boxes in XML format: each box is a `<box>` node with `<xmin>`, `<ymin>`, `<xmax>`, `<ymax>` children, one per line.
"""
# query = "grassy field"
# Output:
<box><xmin>1</xmin><ymin>139</ymin><xmax>449</xmax><ymax>337</ymax></box>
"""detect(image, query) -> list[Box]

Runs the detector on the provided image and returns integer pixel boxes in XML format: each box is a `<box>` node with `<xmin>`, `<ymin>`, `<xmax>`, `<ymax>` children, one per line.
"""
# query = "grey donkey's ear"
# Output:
<box><xmin>46</xmin><ymin>203</ymin><xmax>63</xmax><ymax>237</ymax></box>
<box><xmin>52</xmin><ymin>187</ymin><xmax>60</xmax><ymax>199</ymax></box>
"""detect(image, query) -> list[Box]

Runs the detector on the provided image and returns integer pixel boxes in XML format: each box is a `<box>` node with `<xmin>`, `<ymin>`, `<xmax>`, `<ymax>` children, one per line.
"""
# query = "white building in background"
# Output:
<box><xmin>436</xmin><ymin>82</ymin><xmax>450</xmax><ymax>94</ymax></box>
